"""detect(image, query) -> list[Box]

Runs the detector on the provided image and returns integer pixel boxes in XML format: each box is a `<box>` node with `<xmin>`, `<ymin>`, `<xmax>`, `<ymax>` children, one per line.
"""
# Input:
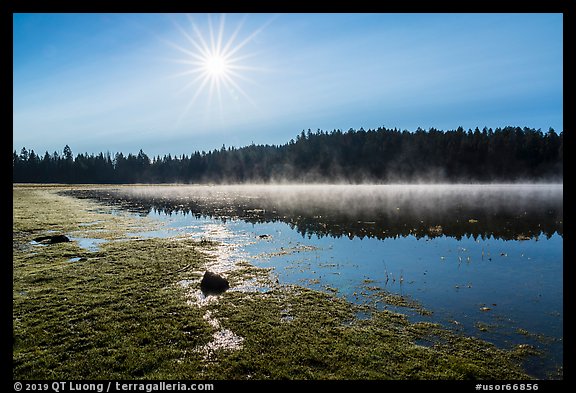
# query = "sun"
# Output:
<box><xmin>166</xmin><ymin>14</ymin><xmax>271</xmax><ymax>122</ymax></box>
<box><xmin>204</xmin><ymin>53</ymin><xmax>229</xmax><ymax>78</ymax></box>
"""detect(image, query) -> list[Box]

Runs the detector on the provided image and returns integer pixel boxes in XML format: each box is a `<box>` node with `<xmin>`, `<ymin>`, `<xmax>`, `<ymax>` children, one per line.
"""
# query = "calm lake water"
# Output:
<box><xmin>64</xmin><ymin>184</ymin><xmax>563</xmax><ymax>378</ymax></box>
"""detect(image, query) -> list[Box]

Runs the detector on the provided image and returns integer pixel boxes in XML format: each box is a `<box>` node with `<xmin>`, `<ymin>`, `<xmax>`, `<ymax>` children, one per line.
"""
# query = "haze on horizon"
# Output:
<box><xmin>13</xmin><ymin>13</ymin><xmax>563</xmax><ymax>157</ymax></box>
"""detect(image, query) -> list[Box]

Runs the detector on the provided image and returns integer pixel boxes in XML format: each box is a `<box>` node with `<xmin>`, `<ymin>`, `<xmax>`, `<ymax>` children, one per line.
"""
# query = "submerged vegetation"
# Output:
<box><xmin>13</xmin><ymin>185</ymin><xmax>545</xmax><ymax>380</ymax></box>
<box><xmin>13</xmin><ymin>126</ymin><xmax>562</xmax><ymax>184</ymax></box>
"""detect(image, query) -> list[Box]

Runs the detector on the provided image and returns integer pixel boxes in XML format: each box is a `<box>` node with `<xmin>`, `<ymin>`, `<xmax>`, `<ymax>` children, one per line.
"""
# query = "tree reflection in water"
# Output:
<box><xmin>62</xmin><ymin>184</ymin><xmax>562</xmax><ymax>242</ymax></box>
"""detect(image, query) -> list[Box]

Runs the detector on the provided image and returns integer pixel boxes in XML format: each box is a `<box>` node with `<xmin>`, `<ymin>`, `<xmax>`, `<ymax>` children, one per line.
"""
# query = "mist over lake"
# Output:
<box><xmin>63</xmin><ymin>183</ymin><xmax>563</xmax><ymax>378</ymax></box>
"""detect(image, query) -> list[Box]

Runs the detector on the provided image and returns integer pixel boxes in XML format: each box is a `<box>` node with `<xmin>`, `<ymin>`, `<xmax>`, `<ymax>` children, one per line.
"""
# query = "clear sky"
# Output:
<box><xmin>13</xmin><ymin>13</ymin><xmax>563</xmax><ymax>157</ymax></box>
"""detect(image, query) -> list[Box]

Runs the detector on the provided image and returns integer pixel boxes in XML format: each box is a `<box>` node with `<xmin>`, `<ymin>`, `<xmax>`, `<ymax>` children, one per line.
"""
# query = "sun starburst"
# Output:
<box><xmin>166</xmin><ymin>14</ymin><xmax>270</xmax><ymax>124</ymax></box>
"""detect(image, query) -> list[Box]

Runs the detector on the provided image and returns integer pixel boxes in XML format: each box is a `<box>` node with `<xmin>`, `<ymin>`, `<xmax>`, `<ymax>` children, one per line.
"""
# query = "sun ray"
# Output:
<box><xmin>225</xmin><ymin>17</ymin><xmax>276</xmax><ymax>58</ymax></box>
<box><xmin>177</xmin><ymin>72</ymin><xmax>208</xmax><ymax>96</ymax></box>
<box><xmin>163</xmin><ymin>39</ymin><xmax>203</xmax><ymax>62</ymax></box>
<box><xmin>189</xmin><ymin>17</ymin><xmax>212</xmax><ymax>58</ymax></box>
<box><xmin>176</xmin><ymin>74</ymin><xmax>212</xmax><ymax>126</ymax></box>
<box><xmin>216</xmin><ymin>76</ymin><xmax>225</xmax><ymax>118</ymax></box>
<box><xmin>208</xmin><ymin>15</ymin><xmax>217</xmax><ymax>56</ymax></box>
<box><xmin>173</xmin><ymin>22</ymin><xmax>208</xmax><ymax>60</ymax></box>
<box><xmin>168</xmin><ymin>68</ymin><xmax>205</xmax><ymax>81</ymax></box>
<box><xmin>220</xmin><ymin>16</ymin><xmax>245</xmax><ymax>56</ymax></box>
<box><xmin>227</xmin><ymin>63</ymin><xmax>272</xmax><ymax>73</ymax></box>
<box><xmin>221</xmin><ymin>73</ymin><xmax>260</xmax><ymax>109</ymax></box>
<box><xmin>216</xmin><ymin>14</ymin><xmax>226</xmax><ymax>55</ymax></box>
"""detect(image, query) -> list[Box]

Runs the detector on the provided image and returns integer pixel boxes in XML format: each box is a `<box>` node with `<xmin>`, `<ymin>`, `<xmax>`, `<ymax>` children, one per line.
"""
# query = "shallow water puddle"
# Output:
<box><xmin>78</xmin><ymin>220</ymin><xmax>105</xmax><ymax>227</ymax></box>
<box><xmin>69</xmin><ymin>236</ymin><xmax>107</xmax><ymax>252</ymax></box>
<box><xmin>229</xmin><ymin>277</ymin><xmax>273</xmax><ymax>293</ymax></box>
<box><xmin>184</xmin><ymin>288</ymin><xmax>246</xmax><ymax>359</ymax></box>
<box><xmin>202</xmin><ymin>310</ymin><xmax>220</xmax><ymax>329</ymax></box>
<box><xmin>196</xmin><ymin>329</ymin><xmax>245</xmax><ymax>361</ymax></box>
<box><xmin>186</xmin><ymin>290</ymin><xmax>220</xmax><ymax>307</ymax></box>
<box><xmin>29</xmin><ymin>240</ymin><xmax>48</xmax><ymax>247</ymax></box>
<box><xmin>177</xmin><ymin>279</ymin><xmax>197</xmax><ymax>289</ymax></box>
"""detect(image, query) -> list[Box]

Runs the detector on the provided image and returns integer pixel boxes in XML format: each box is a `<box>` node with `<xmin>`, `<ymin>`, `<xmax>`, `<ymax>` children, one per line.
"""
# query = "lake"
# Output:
<box><xmin>63</xmin><ymin>184</ymin><xmax>563</xmax><ymax>378</ymax></box>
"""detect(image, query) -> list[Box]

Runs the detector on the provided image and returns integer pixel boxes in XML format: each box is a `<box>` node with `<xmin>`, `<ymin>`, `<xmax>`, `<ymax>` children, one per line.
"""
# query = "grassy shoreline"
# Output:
<box><xmin>13</xmin><ymin>184</ymin><xmax>536</xmax><ymax>380</ymax></box>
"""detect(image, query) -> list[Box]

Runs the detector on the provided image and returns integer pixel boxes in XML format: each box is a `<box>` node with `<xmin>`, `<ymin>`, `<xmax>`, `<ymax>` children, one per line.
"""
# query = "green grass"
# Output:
<box><xmin>13</xmin><ymin>185</ymin><xmax>536</xmax><ymax>380</ymax></box>
<box><xmin>202</xmin><ymin>288</ymin><xmax>532</xmax><ymax>380</ymax></box>
<box><xmin>13</xmin><ymin>186</ymin><xmax>213</xmax><ymax>379</ymax></box>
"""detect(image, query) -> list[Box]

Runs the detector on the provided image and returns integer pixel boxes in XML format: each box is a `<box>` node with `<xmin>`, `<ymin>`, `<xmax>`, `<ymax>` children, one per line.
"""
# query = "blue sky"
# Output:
<box><xmin>13</xmin><ymin>13</ymin><xmax>563</xmax><ymax>157</ymax></box>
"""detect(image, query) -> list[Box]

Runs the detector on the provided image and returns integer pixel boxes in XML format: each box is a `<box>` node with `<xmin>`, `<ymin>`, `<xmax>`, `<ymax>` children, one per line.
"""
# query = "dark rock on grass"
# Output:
<box><xmin>33</xmin><ymin>234</ymin><xmax>70</xmax><ymax>244</ymax></box>
<box><xmin>200</xmin><ymin>271</ymin><xmax>230</xmax><ymax>295</ymax></box>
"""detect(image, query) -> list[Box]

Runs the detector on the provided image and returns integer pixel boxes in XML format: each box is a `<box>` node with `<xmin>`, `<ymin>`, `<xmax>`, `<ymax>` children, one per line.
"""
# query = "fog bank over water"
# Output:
<box><xmin>65</xmin><ymin>183</ymin><xmax>563</xmax><ymax>241</ymax></box>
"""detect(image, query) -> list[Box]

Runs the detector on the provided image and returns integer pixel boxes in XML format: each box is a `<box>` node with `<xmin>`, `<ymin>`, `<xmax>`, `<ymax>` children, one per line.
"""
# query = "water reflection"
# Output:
<box><xmin>62</xmin><ymin>184</ymin><xmax>562</xmax><ymax>241</ymax></box>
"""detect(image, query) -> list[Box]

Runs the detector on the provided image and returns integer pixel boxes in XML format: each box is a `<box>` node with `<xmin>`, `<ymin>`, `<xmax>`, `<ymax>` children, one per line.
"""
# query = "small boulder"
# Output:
<box><xmin>200</xmin><ymin>271</ymin><xmax>229</xmax><ymax>295</ymax></box>
<box><xmin>33</xmin><ymin>234</ymin><xmax>70</xmax><ymax>244</ymax></box>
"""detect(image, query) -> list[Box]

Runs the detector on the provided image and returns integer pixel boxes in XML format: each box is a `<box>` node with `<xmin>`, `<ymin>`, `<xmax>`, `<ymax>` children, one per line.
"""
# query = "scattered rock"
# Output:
<box><xmin>33</xmin><ymin>234</ymin><xmax>70</xmax><ymax>244</ymax></box>
<box><xmin>200</xmin><ymin>271</ymin><xmax>230</xmax><ymax>295</ymax></box>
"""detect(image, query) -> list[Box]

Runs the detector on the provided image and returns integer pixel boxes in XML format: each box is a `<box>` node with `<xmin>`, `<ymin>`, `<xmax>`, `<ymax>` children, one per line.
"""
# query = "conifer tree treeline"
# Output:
<box><xmin>12</xmin><ymin>126</ymin><xmax>563</xmax><ymax>183</ymax></box>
